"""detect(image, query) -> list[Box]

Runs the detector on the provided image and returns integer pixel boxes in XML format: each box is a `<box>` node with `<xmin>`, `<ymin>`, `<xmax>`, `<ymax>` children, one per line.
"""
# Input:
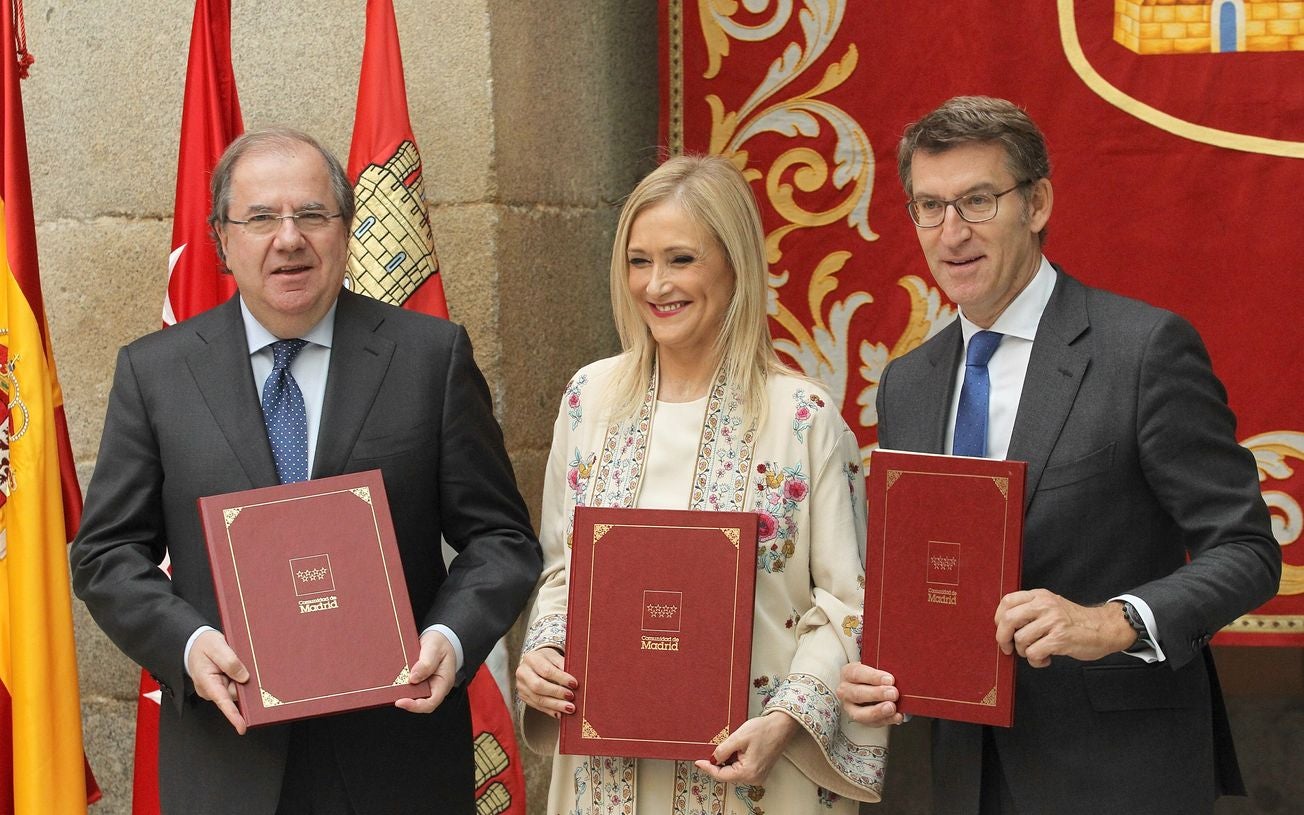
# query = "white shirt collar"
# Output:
<box><xmin>239</xmin><ymin>297</ymin><xmax>337</xmax><ymax>354</ymax></box>
<box><xmin>957</xmin><ymin>255</ymin><xmax>1056</xmax><ymax>344</ymax></box>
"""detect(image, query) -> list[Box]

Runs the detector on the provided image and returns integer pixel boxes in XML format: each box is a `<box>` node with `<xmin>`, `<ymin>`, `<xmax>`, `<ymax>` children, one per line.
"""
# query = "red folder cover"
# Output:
<box><xmin>863</xmin><ymin>450</ymin><xmax>1025</xmax><ymax>727</ymax></box>
<box><xmin>561</xmin><ymin>506</ymin><xmax>758</xmax><ymax>761</ymax></box>
<box><xmin>199</xmin><ymin>469</ymin><xmax>430</xmax><ymax>727</ymax></box>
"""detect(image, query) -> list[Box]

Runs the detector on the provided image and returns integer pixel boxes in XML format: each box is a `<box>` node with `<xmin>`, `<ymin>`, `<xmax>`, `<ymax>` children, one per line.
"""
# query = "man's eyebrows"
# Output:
<box><xmin>237</xmin><ymin>201</ymin><xmax>330</xmax><ymax>213</ymax></box>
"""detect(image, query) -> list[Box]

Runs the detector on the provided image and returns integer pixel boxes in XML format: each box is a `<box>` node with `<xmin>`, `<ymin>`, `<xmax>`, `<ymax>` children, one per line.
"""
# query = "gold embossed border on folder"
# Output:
<box><xmin>222</xmin><ymin>486</ymin><xmax>416</xmax><ymax>709</ymax></box>
<box><xmin>576</xmin><ymin>521</ymin><xmax>747</xmax><ymax>749</ymax></box>
<box><xmin>876</xmin><ymin>469</ymin><xmax>1014</xmax><ymax>710</ymax></box>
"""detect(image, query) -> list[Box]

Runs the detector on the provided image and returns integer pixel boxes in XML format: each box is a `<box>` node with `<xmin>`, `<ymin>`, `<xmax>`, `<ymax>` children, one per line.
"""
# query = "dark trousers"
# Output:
<box><xmin>979</xmin><ymin>725</ymin><xmax>1018</xmax><ymax>815</ymax></box>
<box><xmin>275</xmin><ymin>718</ymin><xmax>357</xmax><ymax>815</ymax></box>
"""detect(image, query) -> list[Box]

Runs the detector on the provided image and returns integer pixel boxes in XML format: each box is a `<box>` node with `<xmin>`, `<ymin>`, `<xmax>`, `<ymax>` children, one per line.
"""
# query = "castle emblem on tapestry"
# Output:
<box><xmin>1114</xmin><ymin>0</ymin><xmax>1304</xmax><ymax>54</ymax></box>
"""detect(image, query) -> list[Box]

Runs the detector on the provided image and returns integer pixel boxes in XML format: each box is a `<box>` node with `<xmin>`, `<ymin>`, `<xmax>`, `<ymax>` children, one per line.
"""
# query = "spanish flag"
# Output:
<box><xmin>0</xmin><ymin>0</ymin><xmax>95</xmax><ymax>811</ymax></box>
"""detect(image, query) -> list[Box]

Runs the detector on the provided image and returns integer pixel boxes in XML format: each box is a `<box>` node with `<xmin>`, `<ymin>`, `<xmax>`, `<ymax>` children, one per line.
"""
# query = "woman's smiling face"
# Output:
<box><xmin>625</xmin><ymin>199</ymin><xmax>735</xmax><ymax>359</ymax></box>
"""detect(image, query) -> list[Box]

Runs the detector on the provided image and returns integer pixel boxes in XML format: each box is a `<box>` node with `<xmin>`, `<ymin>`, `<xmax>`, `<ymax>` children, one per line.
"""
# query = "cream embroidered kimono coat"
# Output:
<box><xmin>521</xmin><ymin>356</ymin><xmax>889</xmax><ymax>815</ymax></box>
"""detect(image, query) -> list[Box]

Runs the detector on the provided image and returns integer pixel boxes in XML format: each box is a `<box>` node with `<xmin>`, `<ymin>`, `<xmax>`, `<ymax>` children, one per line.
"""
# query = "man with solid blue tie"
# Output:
<box><xmin>837</xmin><ymin>96</ymin><xmax>1279</xmax><ymax>815</ymax></box>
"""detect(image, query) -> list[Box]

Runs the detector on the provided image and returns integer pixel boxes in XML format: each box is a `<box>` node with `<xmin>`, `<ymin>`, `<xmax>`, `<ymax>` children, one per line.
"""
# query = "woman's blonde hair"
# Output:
<box><xmin>607</xmin><ymin>154</ymin><xmax>788</xmax><ymax>423</ymax></box>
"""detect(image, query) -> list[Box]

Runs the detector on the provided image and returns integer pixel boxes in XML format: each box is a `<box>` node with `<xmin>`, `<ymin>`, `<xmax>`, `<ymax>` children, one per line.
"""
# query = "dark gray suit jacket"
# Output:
<box><xmin>71</xmin><ymin>289</ymin><xmax>542</xmax><ymax>814</ymax></box>
<box><xmin>875</xmin><ymin>270</ymin><xmax>1280</xmax><ymax>814</ymax></box>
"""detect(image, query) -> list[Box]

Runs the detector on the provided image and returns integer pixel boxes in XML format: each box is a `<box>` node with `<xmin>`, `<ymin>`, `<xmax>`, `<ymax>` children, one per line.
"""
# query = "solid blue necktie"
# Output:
<box><xmin>952</xmin><ymin>330</ymin><xmax>1004</xmax><ymax>458</ymax></box>
<box><xmin>262</xmin><ymin>339</ymin><xmax>310</xmax><ymax>484</ymax></box>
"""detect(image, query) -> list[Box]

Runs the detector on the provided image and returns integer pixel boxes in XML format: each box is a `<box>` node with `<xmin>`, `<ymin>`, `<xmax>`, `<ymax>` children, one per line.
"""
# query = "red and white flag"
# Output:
<box><xmin>0</xmin><ymin>1</ymin><xmax>99</xmax><ymax>810</ymax></box>
<box><xmin>347</xmin><ymin>3</ymin><xmax>524</xmax><ymax>813</ymax></box>
<box><xmin>135</xmin><ymin>2</ymin><xmax>242</xmax><ymax>813</ymax></box>
<box><xmin>161</xmin><ymin>0</ymin><xmax>242</xmax><ymax>328</ymax></box>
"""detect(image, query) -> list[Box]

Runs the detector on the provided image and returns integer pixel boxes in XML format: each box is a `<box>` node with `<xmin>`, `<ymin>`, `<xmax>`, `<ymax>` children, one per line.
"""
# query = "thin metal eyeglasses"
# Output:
<box><xmin>225</xmin><ymin>211</ymin><xmax>342</xmax><ymax>236</ymax></box>
<box><xmin>906</xmin><ymin>181</ymin><xmax>1031</xmax><ymax>228</ymax></box>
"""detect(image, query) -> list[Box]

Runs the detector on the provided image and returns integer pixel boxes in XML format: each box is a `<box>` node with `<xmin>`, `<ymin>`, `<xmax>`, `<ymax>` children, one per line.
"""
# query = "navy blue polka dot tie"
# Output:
<box><xmin>262</xmin><ymin>339</ymin><xmax>310</xmax><ymax>484</ymax></box>
<box><xmin>952</xmin><ymin>331</ymin><xmax>1004</xmax><ymax>458</ymax></box>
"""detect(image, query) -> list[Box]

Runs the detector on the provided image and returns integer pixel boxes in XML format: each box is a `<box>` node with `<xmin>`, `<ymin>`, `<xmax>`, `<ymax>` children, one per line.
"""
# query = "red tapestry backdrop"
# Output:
<box><xmin>661</xmin><ymin>0</ymin><xmax>1303</xmax><ymax>645</ymax></box>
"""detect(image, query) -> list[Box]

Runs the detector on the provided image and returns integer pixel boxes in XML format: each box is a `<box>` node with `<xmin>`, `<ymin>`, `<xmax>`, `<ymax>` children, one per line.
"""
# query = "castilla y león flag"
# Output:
<box><xmin>0</xmin><ymin>0</ymin><xmax>98</xmax><ymax>810</ymax></box>
<box><xmin>347</xmin><ymin>2</ymin><xmax>523</xmax><ymax>813</ymax></box>
<box><xmin>661</xmin><ymin>1</ymin><xmax>1302</xmax><ymax>643</ymax></box>
<box><xmin>134</xmin><ymin>2</ymin><xmax>243</xmax><ymax>814</ymax></box>
<box><xmin>346</xmin><ymin>0</ymin><xmax>448</xmax><ymax>318</ymax></box>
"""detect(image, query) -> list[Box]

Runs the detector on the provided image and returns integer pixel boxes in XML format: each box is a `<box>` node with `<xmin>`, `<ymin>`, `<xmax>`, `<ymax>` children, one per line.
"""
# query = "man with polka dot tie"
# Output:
<box><xmin>70</xmin><ymin>128</ymin><xmax>542</xmax><ymax>815</ymax></box>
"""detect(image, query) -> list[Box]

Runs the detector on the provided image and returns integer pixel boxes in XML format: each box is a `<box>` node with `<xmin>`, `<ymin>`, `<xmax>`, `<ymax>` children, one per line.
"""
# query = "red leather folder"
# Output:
<box><xmin>863</xmin><ymin>450</ymin><xmax>1025</xmax><ymax>727</ymax></box>
<box><xmin>199</xmin><ymin>469</ymin><xmax>429</xmax><ymax>727</ymax></box>
<box><xmin>561</xmin><ymin>506</ymin><xmax>758</xmax><ymax>760</ymax></box>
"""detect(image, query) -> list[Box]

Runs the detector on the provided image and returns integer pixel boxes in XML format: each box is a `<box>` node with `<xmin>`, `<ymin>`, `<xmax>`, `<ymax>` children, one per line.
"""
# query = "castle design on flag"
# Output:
<box><xmin>346</xmin><ymin>140</ymin><xmax>440</xmax><ymax>305</ymax></box>
<box><xmin>1114</xmin><ymin>0</ymin><xmax>1304</xmax><ymax>54</ymax></box>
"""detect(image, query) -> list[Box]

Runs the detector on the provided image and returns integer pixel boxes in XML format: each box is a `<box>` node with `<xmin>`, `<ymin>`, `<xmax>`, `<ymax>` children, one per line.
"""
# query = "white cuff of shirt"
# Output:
<box><xmin>185</xmin><ymin>623</ymin><xmax>464</xmax><ymax>672</ymax></box>
<box><xmin>183</xmin><ymin>625</ymin><xmax>218</xmax><ymax>679</ymax></box>
<box><xmin>1113</xmin><ymin>593</ymin><xmax>1166</xmax><ymax>664</ymax></box>
<box><xmin>424</xmin><ymin>623</ymin><xmax>465</xmax><ymax>674</ymax></box>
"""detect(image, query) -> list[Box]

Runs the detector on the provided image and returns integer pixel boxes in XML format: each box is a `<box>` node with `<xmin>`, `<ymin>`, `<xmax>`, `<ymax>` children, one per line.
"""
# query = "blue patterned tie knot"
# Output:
<box><xmin>952</xmin><ymin>330</ymin><xmax>1004</xmax><ymax>458</ymax></box>
<box><xmin>262</xmin><ymin>338</ymin><xmax>309</xmax><ymax>483</ymax></box>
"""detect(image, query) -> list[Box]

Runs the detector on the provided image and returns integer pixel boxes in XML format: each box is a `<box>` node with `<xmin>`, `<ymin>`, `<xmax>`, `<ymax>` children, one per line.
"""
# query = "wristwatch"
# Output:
<box><xmin>1120</xmin><ymin>600</ymin><xmax>1154</xmax><ymax>654</ymax></box>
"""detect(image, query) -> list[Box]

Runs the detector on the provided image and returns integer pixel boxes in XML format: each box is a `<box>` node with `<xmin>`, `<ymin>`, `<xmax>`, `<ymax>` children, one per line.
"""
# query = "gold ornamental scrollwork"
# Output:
<box><xmin>684</xmin><ymin>1</ymin><xmax>957</xmax><ymax>443</ymax></box>
<box><xmin>1244</xmin><ymin>431</ymin><xmax>1304</xmax><ymax>595</ymax></box>
<box><xmin>701</xmin><ymin>0</ymin><xmax>874</xmax><ymax>259</ymax></box>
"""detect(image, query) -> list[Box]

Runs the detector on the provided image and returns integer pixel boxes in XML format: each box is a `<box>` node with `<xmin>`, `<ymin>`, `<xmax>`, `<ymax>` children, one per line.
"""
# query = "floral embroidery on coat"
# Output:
<box><xmin>691</xmin><ymin>375</ymin><xmax>754</xmax><ymax>512</ymax></box>
<box><xmin>818</xmin><ymin>786</ymin><xmax>842</xmax><ymax>808</ymax></box>
<box><xmin>672</xmin><ymin>761</ymin><xmax>725</xmax><ymax>815</ymax></box>
<box><xmin>842</xmin><ymin>459</ymin><xmax>861</xmax><ymax>515</ymax></box>
<box><xmin>842</xmin><ymin>614</ymin><xmax>864</xmax><ymax>653</ymax></box>
<box><xmin>734</xmin><ymin>784</ymin><xmax>767</xmax><ymax>814</ymax></box>
<box><xmin>522</xmin><ymin>613</ymin><xmax>566</xmax><ymax>655</ymax></box>
<box><xmin>783</xmin><ymin>608</ymin><xmax>801</xmax><ymax>631</ymax></box>
<box><xmin>586</xmin><ymin>756</ymin><xmax>634</xmax><ymax>814</ymax></box>
<box><xmin>751</xmin><ymin>674</ymin><xmax>782</xmax><ymax>707</ymax></box>
<box><xmin>567</xmin><ymin>766</ymin><xmax>588</xmax><ymax>815</ymax></box>
<box><xmin>791</xmin><ymin>389</ymin><xmax>826</xmax><ymax>442</ymax></box>
<box><xmin>565</xmin><ymin>374</ymin><xmax>588</xmax><ymax>429</ymax></box>
<box><xmin>752</xmin><ymin>462</ymin><xmax>809</xmax><ymax>573</ymax></box>
<box><xmin>567</xmin><ymin>448</ymin><xmax>596</xmax><ymax>509</ymax></box>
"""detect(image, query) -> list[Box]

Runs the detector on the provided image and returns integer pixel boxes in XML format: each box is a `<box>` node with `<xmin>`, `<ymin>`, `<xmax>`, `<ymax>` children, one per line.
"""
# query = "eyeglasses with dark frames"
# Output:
<box><xmin>906</xmin><ymin>181</ymin><xmax>1032</xmax><ymax>228</ymax></box>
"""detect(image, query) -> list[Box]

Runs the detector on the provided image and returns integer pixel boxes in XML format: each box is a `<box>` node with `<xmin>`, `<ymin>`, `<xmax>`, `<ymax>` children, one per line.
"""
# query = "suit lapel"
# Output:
<box><xmin>913</xmin><ymin>321</ymin><xmax>964</xmax><ymax>453</ymax></box>
<box><xmin>186</xmin><ymin>297</ymin><xmax>280</xmax><ymax>487</ymax></box>
<box><xmin>313</xmin><ymin>290</ymin><xmax>396</xmax><ymax>478</ymax></box>
<box><xmin>1007</xmin><ymin>272</ymin><xmax>1091</xmax><ymax>513</ymax></box>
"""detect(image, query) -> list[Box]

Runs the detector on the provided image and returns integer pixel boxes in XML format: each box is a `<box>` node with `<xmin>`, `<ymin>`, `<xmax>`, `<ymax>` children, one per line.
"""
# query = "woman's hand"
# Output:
<box><xmin>693</xmin><ymin>711</ymin><xmax>800</xmax><ymax>785</ymax></box>
<box><xmin>515</xmin><ymin>646</ymin><xmax>577</xmax><ymax>718</ymax></box>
